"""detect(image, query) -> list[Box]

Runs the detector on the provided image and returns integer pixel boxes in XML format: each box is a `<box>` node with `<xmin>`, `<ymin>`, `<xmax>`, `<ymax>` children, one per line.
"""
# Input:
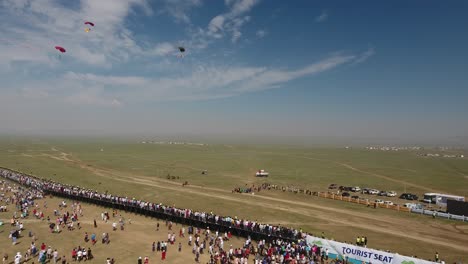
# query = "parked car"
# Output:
<box><xmin>399</xmin><ymin>193</ymin><xmax>410</xmax><ymax>199</ymax></box>
<box><xmin>399</xmin><ymin>193</ymin><xmax>419</xmax><ymax>200</ymax></box>
<box><xmin>384</xmin><ymin>201</ymin><xmax>394</xmax><ymax>206</ymax></box>
<box><xmin>378</xmin><ymin>191</ymin><xmax>388</xmax><ymax>196</ymax></box>
<box><xmin>375</xmin><ymin>199</ymin><xmax>384</xmax><ymax>204</ymax></box>
<box><xmin>351</xmin><ymin>186</ymin><xmax>361</xmax><ymax>192</ymax></box>
<box><xmin>342</xmin><ymin>192</ymin><xmax>350</xmax><ymax>197</ymax></box>
<box><xmin>404</xmin><ymin>203</ymin><xmax>423</xmax><ymax>209</ymax></box>
<box><xmin>387</xmin><ymin>191</ymin><xmax>397</xmax><ymax>197</ymax></box>
<box><xmin>351</xmin><ymin>195</ymin><xmax>359</xmax><ymax>199</ymax></box>
<box><xmin>328</xmin><ymin>183</ymin><xmax>338</xmax><ymax>189</ymax></box>
<box><xmin>361</xmin><ymin>188</ymin><xmax>371</xmax><ymax>194</ymax></box>
<box><xmin>368</xmin><ymin>189</ymin><xmax>380</xmax><ymax>195</ymax></box>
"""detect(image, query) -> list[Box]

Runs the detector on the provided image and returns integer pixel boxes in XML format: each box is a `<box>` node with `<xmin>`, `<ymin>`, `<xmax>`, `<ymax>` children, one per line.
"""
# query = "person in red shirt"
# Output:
<box><xmin>40</xmin><ymin>243</ymin><xmax>46</xmax><ymax>251</ymax></box>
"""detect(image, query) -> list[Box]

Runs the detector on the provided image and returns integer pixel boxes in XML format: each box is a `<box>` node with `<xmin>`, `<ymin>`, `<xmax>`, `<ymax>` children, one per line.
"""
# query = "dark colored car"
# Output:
<box><xmin>399</xmin><ymin>193</ymin><xmax>419</xmax><ymax>200</ymax></box>
<box><xmin>342</xmin><ymin>192</ymin><xmax>350</xmax><ymax>197</ymax></box>
<box><xmin>328</xmin><ymin>184</ymin><xmax>338</xmax><ymax>189</ymax></box>
<box><xmin>378</xmin><ymin>191</ymin><xmax>387</xmax><ymax>196</ymax></box>
<box><xmin>351</xmin><ymin>195</ymin><xmax>359</xmax><ymax>199</ymax></box>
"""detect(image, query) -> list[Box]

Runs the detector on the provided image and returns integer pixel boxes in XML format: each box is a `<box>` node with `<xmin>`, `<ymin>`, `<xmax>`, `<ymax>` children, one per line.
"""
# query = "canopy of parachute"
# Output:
<box><xmin>55</xmin><ymin>46</ymin><xmax>66</xmax><ymax>53</ymax></box>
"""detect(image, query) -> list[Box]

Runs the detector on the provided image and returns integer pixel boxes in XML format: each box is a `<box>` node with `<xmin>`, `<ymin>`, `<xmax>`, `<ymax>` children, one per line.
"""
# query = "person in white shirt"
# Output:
<box><xmin>77</xmin><ymin>249</ymin><xmax>83</xmax><ymax>261</ymax></box>
<box><xmin>14</xmin><ymin>252</ymin><xmax>22</xmax><ymax>264</ymax></box>
<box><xmin>53</xmin><ymin>249</ymin><xmax>59</xmax><ymax>263</ymax></box>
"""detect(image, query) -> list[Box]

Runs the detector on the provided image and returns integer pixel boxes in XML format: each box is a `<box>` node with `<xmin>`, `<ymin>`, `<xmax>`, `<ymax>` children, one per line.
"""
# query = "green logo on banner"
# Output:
<box><xmin>401</xmin><ymin>261</ymin><xmax>415</xmax><ymax>264</ymax></box>
<box><xmin>312</xmin><ymin>240</ymin><xmax>323</xmax><ymax>246</ymax></box>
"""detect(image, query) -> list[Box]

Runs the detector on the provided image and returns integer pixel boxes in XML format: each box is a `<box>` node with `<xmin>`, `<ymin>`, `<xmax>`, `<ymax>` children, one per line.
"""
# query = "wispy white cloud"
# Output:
<box><xmin>158</xmin><ymin>0</ymin><xmax>202</xmax><ymax>23</ymax></box>
<box><xmin>228</xmin><ymin>0</ymin><xmax>258</xmax><ymax>17</ymax></box>
<box><xmin>353</xmin><ymin>47</ymin><xmax>375</xmax><ymax>64</ymax></box>
<box><xmin>236</xmin><ymin>53</ymin><xmax>356</xmax><ymax>93</ymax></box>
<box><xmin>149</xmin><ymin>42</ymin><xmax>178</xmax><ymax>56</ymax></box>
<box><xmin>8</xmin><ymin>50</ymin><xmax>369</xmax><ymax>106</ymax></box>
<box><xmin>0</xmin><ymin>0</ymin><xmax>152</xmax><ymax>68</ymax></box>
<box><xmin>315</xmin><ymin>10</ymin><xmax>328</xmax><ymax>23</ymax></box>
<box><xmin>0</xmin><ymin>1</ymin><xmax>374</xmax><ymax>109</ymax></box>
<box><xmin>65</xmin><ymin>88</ymin><xmax>123</xmax><ymax>107</ymax></box>
<box><xmin>206</xmin><ymin>0</ymin><xmax>259</xmax><ymax>43</ymax></box>
<box><xmin>256</xmin><ymin>29</ymin><xmax>267</xmax><ymax>38</ymax></box>
<box><xmin>208</xmin><ymin>15</ymin><xmax>225</xmax><ymax>38</ymax></box>
<box><xmin>64</xmin><ymin>72</ymin><xmax>150</xmax><ymax>86</ymax></box>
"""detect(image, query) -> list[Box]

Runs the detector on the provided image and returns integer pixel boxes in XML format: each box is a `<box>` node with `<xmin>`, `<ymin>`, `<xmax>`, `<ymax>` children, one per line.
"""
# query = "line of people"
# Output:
<box><xmin>1</xmin><ymin>168</ymin><xmax>304</xmax><ymax>241</ymax></box>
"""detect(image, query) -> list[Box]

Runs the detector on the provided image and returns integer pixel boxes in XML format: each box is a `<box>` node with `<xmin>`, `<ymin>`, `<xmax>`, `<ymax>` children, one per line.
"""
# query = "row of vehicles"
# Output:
<box><xmin>362</xmin><ymin>188</ymin><xmax>398</xmax><ymax>197</ymax></box>
<box><xmin>328</xmin><ymin>184</ymin><xmax>465</xmax><ymax>207</ymax></box>
<box><xmin>329</xmin><ymin>184</ymin><xmax>399</xmax><ymax>197</ymax></box>
<box><xmin>338</xmin><ymin>192</ymin><xmax>398</xmax><ymax>206</ymax></box>
<box><xmin>329</xmin><ymin>184</ymin><xmax>420</xmax><ymax>200</ymax></box>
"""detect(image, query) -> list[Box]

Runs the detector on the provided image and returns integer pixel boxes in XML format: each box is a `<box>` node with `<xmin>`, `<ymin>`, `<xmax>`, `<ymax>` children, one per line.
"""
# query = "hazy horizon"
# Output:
<box><xmin>1</xmin><ymin>1</ymin><xmax>467</xmax><ymax>144</ymax></box>
<box><xmin>1</xmin><ymin>131</ymin><xmax>467</xmax><ymax>148</ymax></box>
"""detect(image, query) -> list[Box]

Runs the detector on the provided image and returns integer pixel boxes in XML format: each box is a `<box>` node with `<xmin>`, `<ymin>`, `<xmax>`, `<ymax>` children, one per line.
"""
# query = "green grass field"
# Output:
<box><xmin>0</xmin><ymin>136</ymin><xmax>467</xmax><ymax>262</ymax></box>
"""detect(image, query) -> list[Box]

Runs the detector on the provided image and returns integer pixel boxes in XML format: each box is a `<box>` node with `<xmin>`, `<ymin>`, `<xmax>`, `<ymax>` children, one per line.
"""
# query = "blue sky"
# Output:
<box><xmin>0</xmin><ymin>0</ymin><xmax>467</xmax><ymax>144</ymax></box>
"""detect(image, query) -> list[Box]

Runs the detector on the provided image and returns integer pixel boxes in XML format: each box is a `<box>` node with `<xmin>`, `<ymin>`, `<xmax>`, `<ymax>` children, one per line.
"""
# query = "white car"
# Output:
<box><xmin>384</xmin><ymin>201</ymin><xmax>394</xmax><ymax>206</ymax></box>
<box><xmin>404</xmin><ymin>203</ymin><xmax>423</xmax><ymax>209</ymax></box>
<box><xmin>387</xmin><ymin>191</ymin><xmax>397</xmax><ymax>197</ymax></box>
<box><xmin>351</xmin><ymin>186</ymin><xmax>361</xmax><ymax>192</ymax></box>
<box><xmin>368</xmin><ymin>189</ymin><xmax>380</xmax><ymax>195</ymax></box>
<box><xmin>375</xmin><ymin>199</ymin><xmax>384</xmax><ymax>204</ymax></box>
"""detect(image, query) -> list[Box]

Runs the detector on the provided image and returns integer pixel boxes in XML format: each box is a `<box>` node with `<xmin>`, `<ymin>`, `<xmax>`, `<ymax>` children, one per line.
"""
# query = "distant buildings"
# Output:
<box><xmin>422</xmin><ymin>153</ymin><xmax>464</xmax><ymax>158</ymax></box>
<box><xmin>365</xmin><ymin>146</ymin><xmax>422</xmax><ymax>151</ymax></box>
<box><xmin>363</xmin><ymin>145</ymin><xmax>466</xmax><ymax>158</ymax></box>
<box><xmin>140</xmin><ymin>140</ymin><xmax>205</xmax><ymax>146</ymax></box>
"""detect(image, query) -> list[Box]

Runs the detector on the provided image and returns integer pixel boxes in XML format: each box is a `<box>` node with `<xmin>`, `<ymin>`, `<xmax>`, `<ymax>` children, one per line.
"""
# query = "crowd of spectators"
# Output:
<box><xmin>232</xmin><ymin>183</ymin><xmax>315</xmax><ymax>196</ymax></box>
<box><xmin>1</xmin><ymin>167</ymin><xmax>448</xmax><ymax>263</ymax></box>
<box><xmin>1</xmin><ymin>168</ymin><xmax>304</xmax><ymax>243</ymax></box>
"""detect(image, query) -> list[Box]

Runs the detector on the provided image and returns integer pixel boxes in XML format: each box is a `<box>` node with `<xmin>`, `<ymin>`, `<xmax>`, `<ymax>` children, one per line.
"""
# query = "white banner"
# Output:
<box><xmin>392</xmin><ymin>254</ymin><xmax>438</xmax><ymax>264</ymax></box>
<box><xmin>306</xmin><ymin>235</ymin><xmax>437</xmax><ymax>264</ymax></box>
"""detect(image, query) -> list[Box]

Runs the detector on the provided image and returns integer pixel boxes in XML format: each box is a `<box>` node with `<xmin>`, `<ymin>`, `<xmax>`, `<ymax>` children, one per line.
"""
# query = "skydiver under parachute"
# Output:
<box><xmin>55</xmin><ymin>46</ymin><xmax>66</xmax><ymax>59</ymax></box>
<box><xmin>177</xmin><ymin>46</ymin><xmax>185</xmax><ymax>58</ymax></box>
<box><xmin>84</xmin><ymin>21</ymin><xmax>94</xmax><ymax>33</ymax></box>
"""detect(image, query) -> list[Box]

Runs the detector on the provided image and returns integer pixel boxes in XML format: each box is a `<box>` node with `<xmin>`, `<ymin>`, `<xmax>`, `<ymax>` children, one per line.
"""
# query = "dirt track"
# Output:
<box><xmin>28</xmin><ymin>149</ymin><xmax>468</xmax><ymax>255</ymax></box>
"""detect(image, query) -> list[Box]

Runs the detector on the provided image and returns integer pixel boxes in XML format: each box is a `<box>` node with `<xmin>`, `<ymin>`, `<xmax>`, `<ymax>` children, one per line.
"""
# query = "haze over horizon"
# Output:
<box><xmin>1</xmin><ymin>0</ymin><xmax>467</xmax><ymax>145</ymax></box>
